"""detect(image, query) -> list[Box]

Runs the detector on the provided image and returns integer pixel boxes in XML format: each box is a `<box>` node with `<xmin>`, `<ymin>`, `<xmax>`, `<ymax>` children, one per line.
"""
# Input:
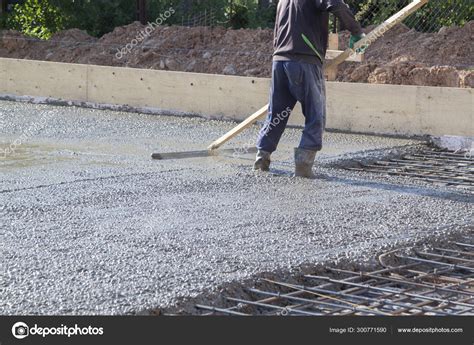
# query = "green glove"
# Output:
<box><xmin>349</xmin><ymin>33</ymin><xmax>367</xmax><ymax>53</ymax></box>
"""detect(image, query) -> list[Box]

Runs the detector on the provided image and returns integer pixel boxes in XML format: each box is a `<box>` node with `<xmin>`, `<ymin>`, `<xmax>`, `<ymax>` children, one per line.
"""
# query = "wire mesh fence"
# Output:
<box><xmin>156</xmin><ymin>0</ymin><xmax>473</xmax><ymax>32</ymax></box>
<box><xmin>155</xmin><ymin>0</ymin><xmax>472</xmax><ymax>32</ymax></box>
<box><xmin>179</xmin><ymin>9</ymin><xmax>218</xmax><ymax>27</ymax></box>
<box><xmin>348</xmin><ymin>0</ymin><xmax>473</xmax><ymax>33</ymax></box>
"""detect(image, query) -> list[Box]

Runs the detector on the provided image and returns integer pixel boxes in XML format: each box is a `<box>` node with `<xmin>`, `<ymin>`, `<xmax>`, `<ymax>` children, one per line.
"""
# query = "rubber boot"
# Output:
<box><xmin>253</xmin><ymin>150</ymin><xmax>271</xmax><ymax>171</ymax></box>
<box><xmin>294</xmin><ymin>148</ymin><xmax>317</xmax><ymax>178</ymax></box>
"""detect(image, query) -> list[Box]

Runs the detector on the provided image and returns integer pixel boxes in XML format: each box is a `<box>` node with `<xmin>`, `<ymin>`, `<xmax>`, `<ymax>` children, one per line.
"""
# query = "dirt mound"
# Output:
<box><xmin>0</xmin><ymin>21</ymin><xmax>472</xmax><ymax>87</ymax></box>
<box><xmin>337</xmin><ymin>21</ymin><xmax>473</xmax><ymax>87</ymax></box>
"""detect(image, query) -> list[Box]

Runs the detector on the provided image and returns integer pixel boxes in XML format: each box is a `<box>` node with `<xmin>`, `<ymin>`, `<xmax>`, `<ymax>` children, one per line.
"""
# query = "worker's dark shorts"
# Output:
<box><xmin>257</xmin><ymin>60</ymin><xmax>326</xmax><ymax>153</ymax></box>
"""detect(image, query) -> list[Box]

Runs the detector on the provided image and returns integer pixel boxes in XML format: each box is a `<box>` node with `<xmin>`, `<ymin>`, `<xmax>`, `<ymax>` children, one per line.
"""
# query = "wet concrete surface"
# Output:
<box><xmin>1</xmin><ymin>101</ymin><xmax>472</xmax><ymax>315</ymax></box>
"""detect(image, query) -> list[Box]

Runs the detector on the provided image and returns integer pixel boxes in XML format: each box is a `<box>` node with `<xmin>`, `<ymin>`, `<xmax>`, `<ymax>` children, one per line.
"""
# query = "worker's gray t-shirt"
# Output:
<box><xmin>273</xmin><ymin>0</ymin><xmax>362</xmax><ymax>65</ymax></box>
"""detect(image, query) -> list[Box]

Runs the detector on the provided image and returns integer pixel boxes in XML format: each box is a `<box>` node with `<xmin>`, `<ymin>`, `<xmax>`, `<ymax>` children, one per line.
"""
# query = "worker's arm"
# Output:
<box><xmin>323</xmin><ymin>0</ymin><xmax>363</xmax><ymax>36</ymax></box>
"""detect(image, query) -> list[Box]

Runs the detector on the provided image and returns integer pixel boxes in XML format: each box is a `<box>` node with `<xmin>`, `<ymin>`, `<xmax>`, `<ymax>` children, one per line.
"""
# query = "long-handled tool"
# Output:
<box><xmin>151</xmin><ymin>105</ymin><xmax>267</xmax><ymax>160</ymax></box>
<box><xmin>152</xmin><ymin>0</ymin><xmax>429</xmax><ymax>160</ymax></box>
<box><xmin>151</xmin><ymin>147</ymin><xmax>257</xmax><ymax>160</ymax></box>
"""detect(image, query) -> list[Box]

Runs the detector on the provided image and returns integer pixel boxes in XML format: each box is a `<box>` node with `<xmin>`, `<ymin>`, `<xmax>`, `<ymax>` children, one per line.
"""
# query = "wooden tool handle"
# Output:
<box><xmin>326</xmin><ymin>0</ymin><xmax>429</xmax><ymax>69</ymax></box>
<box><xmin>207</xmin><ymin>104</ymin><xmax>269</xmax><ymax>150</ymax></box>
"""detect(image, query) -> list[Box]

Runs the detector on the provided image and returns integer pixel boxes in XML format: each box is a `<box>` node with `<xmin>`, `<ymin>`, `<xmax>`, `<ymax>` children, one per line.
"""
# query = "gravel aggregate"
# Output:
<box><xmin>1</xmin><ymin>101</ymin><xmax>472</xmax><ymax>315</ymax></box>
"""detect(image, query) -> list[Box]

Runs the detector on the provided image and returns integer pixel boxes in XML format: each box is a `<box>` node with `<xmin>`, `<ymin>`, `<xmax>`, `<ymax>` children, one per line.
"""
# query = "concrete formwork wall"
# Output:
<box><xmin>0</xmin><ymin>57</ymin><xmax>472</xmax><ymax>136</ymax></box>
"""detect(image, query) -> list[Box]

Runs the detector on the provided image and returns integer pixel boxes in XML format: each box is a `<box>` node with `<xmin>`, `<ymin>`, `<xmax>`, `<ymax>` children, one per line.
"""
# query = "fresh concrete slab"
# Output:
<box><xmin>0</xmin><ymin>101</ymin><xmax>472</xmax><ymax>315</ymax></box>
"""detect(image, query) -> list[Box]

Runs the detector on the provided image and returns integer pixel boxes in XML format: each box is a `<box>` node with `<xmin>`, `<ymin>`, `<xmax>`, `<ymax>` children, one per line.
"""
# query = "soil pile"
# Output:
<box><xmin>1</xmin><ymin>21</ymin><xmax>472</xmax><ymax>87</ymax></box>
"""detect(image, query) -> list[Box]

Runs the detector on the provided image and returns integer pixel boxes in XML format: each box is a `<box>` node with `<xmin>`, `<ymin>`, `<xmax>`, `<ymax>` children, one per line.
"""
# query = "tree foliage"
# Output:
<box><xmin>1</xmin><ymin>0</ymin><xmax>472</xmax><ymax>38</ymax></box>
<box><xmin>7</xmin><ymin>0</ymin><xmax>64</xmax><ymax>39</ymax></box>
<box><xmin>53</xmin><ymin>0</ymin><xmax>135</xmax><ymax>37</ymax></box>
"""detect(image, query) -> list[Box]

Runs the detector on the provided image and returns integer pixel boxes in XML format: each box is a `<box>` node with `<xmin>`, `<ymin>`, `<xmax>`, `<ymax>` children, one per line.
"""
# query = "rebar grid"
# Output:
<box><xmin>196</xmin><ymin>242</ymin><xmax>474</xmax><ymax>316</ymax></box>
<box><xmin>344</xmin><ymin>147</ymin><xmax>474</xmax><ymax>192</ymax></box>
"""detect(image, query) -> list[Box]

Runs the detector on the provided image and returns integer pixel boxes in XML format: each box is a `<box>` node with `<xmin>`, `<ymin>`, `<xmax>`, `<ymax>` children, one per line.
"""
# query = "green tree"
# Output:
<box><xmin>8</xmin><ymin>0</ymin><xmax>64</xmax><ymax>39</ymax></box>
<box><xmin>227</xmin><ymin>1</ymin><xmax>249</xmax><ymax>29</ymax></box>
<box><xmin>245</xmin><ymin>0</ymin><xmax>276</xmax><ymax>28</ymax></box>
<box><xmin>52</xmin><ymin>0</ymin><xmax>135</xmax><ymax>37</ymax></box>
<box><xmin>3</xmin><ymin>0</ymin><xmax>471</xmax><ymax>38</ymax></box>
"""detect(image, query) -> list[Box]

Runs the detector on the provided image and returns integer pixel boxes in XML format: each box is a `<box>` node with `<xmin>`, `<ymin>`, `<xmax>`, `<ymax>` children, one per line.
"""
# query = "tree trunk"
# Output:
<box><xmin>0</xmin><ymin>0</ymin><xmax>7</xmax><ymax>14</ymax></box>
<box><xmin>258</xmin><ymin>0</ymin><xmax>270</xmax><ymax>10</ymax></box>
<box><xmin>136</xmin><ymin>0</ymin><xmax>147</xmax><ymax>24</ymax></box>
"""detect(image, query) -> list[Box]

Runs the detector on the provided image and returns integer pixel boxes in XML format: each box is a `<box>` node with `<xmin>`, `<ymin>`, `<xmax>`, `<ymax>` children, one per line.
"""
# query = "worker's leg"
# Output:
<box><xmin>256</xmin><ymin>61</ymin><xmax>297</xmax><ymax>153</ymax></box>
<box><xmin>284</xmin><ymin>61</ymin><xmax>325</xmax><ymax>178</ymax></box>
<box><xmin>297</xmin><ymin>62</ymin><xmax>326</xmax><ymax>151</ymax></box>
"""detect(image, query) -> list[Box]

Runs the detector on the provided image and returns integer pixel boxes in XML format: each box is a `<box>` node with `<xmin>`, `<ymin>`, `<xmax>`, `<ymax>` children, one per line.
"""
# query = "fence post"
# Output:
<box><xmin>0</xmin><ymin>0</ymin><xmax>7</xmax><ymax>14</ymax></box>
<box><xmin>136</xmin><ymin>0</ymin><xmax>147</xmax><ymax>25</ymax></box>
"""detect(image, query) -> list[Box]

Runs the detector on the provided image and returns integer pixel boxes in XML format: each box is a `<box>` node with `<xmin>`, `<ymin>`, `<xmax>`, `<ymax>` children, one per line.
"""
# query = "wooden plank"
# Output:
<box><xmin>328</xmin><ymin>33</ymin><xmax>339</xmax><ymax>50</ymax></box>
<box><xmin>326</xmin><ymin>50</ymin><xmax>363</xmax><ymax>63</ymax></box>
<box><xmin>326</xmin><ymin>0</ymin><xmax>429</xmax><ymax>69</ymax></box>
<box><xmin>325</xmin><ymin>34</ymin><xmax>340</xmax><ymax>81</ymax></box>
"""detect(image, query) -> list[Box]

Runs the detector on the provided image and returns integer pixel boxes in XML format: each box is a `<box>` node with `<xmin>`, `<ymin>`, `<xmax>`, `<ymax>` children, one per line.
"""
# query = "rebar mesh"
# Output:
<box><xmin>341</xmin><ymin>146</ymin><xmax>474</xmax><ymax>192</ymax></box>
<box><xmin>196</xmin><ymin>241</ymin><xmax>474</xmax><ymax>316</ymax></box>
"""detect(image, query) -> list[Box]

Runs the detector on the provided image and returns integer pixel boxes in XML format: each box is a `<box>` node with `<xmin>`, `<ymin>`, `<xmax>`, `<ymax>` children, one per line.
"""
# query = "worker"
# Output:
<box><xmin>254</xmin><ymin>0</ymin><xmax>364</xmax><ymax>178</ymax></box>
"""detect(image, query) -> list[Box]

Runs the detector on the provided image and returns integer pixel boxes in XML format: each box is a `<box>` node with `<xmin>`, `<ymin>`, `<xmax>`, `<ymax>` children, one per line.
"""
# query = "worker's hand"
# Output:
<box><xmin>349</xmin><ymin>33</ymin><xmax>367</xmax><ymax>53</ymax></box>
